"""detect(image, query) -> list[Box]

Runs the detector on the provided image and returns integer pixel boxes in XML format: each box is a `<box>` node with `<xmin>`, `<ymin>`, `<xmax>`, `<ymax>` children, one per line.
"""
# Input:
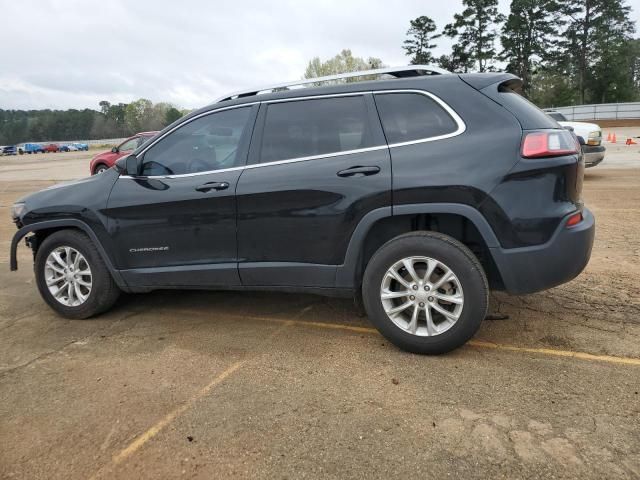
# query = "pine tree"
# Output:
<box><xmin>588</xmin><ymin>0</ymin><xmax>636</xmax><ymax>102</ymax></box>
<box><xmin>558</xmin><ymin>0</ymin><xmax>635</xmax><ymax>103</ymax></box>
<box><xmin>500</xmin><ymin>0</ymin><xmax>560</xmax><ymax>96</ymax></box>
<box><xmin>443</xmin><ymin>0</ymin><xmax>505</xmax><ymax>72</ymax></box>
<box><xmin>435</xmin><ymin>44</ymin><xmax>475</xmax><ymax>73</ymax></box>
<box><xmin>403</xmin><ymin>16</ymin><xmax>440</xmax><ymax>65</ymax></box>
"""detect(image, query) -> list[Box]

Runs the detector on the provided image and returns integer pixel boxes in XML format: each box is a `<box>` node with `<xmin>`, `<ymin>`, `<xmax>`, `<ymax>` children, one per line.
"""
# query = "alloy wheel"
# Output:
<box><xmin>44</xmin><ymin>246</ymin><xmax>92</xmax><ymax>307</ymax></box>
<box><xmin>380</xmin><ymin>256</ymin><xmax>464</xmax><ymax>336</ymax></box>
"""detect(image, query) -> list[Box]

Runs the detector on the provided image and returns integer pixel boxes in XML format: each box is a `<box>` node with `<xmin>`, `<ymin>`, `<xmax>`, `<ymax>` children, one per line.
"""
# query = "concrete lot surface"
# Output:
<box><xmin>0</xmin><ymin>151</ymin><xmax>639</xmax><ymax>479</ymax></box>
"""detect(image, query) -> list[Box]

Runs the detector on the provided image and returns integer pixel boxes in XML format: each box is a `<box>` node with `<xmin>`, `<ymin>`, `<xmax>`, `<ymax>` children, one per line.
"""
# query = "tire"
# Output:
<box><xmin>34</xmin><ymin>230</ymin><xmax>120</xmax><ymax>319</ymax></box>
<box><xmin>93</xmin><ymin>164</ymin><xmax>108</xmax><ymax>175</ymax></box>
<box><xmin>362</xmin><ymin>231</ymin><xmax>488</xmax><ymax>354</ymax></box>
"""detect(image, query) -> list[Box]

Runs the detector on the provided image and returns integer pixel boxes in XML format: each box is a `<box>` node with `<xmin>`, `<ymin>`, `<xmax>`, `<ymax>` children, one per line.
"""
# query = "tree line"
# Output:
<box><xmin>3</xmin><ymin>0</ymin><xmax>637</xmax><ymax>144</ymax></box>
<box><xmin>0</xmin><ymin>99</ymin><xmax>184</xmax><ymax>145</ymax></box>
<box><xmin>402</xmin><ymin>0</ymin><xmax>639</xmax><ymax>106</ymax></box>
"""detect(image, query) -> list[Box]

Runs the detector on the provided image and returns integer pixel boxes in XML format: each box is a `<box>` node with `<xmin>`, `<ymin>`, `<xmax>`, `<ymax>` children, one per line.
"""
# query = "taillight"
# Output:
<box><xmin>521</xmin><ymin>130</ymin><xmax>579</xmax><ymax>158</ymax></box>
<box><xmin>566</xmin><ymin>212</ymin><xmax>583</xmax><ymax>228</ymax></box>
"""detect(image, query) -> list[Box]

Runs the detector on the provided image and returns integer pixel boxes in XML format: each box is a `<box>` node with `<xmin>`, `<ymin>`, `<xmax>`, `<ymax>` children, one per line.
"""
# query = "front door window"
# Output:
<box><xmin>141</xmin><ymin>107</ymin><xmax>251</xmax><ymax>176</ymax></box>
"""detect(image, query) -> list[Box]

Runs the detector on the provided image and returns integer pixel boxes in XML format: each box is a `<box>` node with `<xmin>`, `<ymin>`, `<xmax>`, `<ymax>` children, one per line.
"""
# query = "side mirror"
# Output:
<box><xmin>114</xmin><ymin>154</ymin><xmax>140</xmax><ymax>176</ymax></box>
<box><xmin>576</xmin><ymin>135</ymin><xmax>586</xmax><ymax>146</ymax></box>
<box><xmin>111</xmin><ymin>146</ymin><xmax>119</xmax><ymax>153</ymax></box>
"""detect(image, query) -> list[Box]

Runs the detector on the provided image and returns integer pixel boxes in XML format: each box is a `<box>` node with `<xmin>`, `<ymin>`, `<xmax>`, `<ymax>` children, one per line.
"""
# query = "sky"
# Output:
<box><xmin>1</xmin><ymin>0</ymin><xmax>639</xmax><ymax>111</ymax></box>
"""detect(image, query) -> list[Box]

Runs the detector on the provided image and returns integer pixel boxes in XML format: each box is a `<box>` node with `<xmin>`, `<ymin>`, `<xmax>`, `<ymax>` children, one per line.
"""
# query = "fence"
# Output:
<box><xmin>50</xmin><ymin>138</ymin><xmax>126</xmax><ymax>146</ymax></box>
<box><xmin>550</xmin><ymin>102</ymin><xmax>640</xmax><ymax>121</ymax></box>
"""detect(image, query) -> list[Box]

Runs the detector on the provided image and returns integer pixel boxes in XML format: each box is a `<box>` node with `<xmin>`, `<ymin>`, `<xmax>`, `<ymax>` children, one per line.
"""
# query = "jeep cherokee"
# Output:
<box><xmin>9</xmin><ymin>66</ymin><xmax>595</xmax><ymax>354</ymax></box>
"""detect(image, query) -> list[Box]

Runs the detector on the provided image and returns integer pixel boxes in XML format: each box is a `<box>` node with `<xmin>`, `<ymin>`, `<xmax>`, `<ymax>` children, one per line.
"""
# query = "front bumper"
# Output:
<box><xmin>490</xmin><ymin>208</ymin><xmax>595</xmax><ymax>294</ymax></box>
<box><xmin>582</xmin><ymin>145</ymin><xmax>605</xmax><ymax>168</ymax></box>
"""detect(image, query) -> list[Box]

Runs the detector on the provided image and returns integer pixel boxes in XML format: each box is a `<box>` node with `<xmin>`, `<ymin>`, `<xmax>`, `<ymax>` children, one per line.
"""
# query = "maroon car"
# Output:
<box><xmin>43</xmin><ymin>144</ymin><xmax>59</xmax><ymax>153</ymax></box>
<box><xmin>90</xmin><ymin>131</ymin><xmax>158</xmax><ymax>174</ymax></box>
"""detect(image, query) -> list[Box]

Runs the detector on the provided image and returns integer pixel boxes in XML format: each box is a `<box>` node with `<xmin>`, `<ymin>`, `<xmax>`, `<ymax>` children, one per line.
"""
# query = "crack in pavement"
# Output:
<box><xmin>0</xmin><ymin>309</ymin><xmax>145</xmax><ymax>377</ymax></box>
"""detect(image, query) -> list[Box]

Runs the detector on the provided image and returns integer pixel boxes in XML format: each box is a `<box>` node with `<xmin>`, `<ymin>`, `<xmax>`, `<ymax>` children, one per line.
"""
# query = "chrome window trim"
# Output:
<box><xmin>136</xmin><ymin>102</ymin><xmax>259</xmax><ymax>158</ymax></box>
<box><xmin>374</xmin><ymin>90</ymin><xmax>466</xmax><ymax>147</ymax></box>
<box><xmin>245</xmin><ymin>145</ymin><xmax>389</xmax><ymax>170</ymax></box>
<box><xmin>120</xmin><ymin>145</ymin><xmax>390</xmax><ymax>180</ymax></box>
<box><xmin>120</xmin><ymin>89</ymin><xmax>465</xmax><ymax>180</ymax></box>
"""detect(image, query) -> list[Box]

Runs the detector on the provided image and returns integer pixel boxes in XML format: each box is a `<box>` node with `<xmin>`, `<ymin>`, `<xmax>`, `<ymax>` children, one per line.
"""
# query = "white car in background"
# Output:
<box><xmin>545</xmin><ymin>110</ymin><xmax>605</xmax><ymax>167</ymax></box>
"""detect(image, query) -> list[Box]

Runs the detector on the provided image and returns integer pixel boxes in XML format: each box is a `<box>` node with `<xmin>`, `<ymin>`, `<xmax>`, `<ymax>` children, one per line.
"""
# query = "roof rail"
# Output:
<box><xmin>215</xmin><ymin>65</ymin><xmax>451</xmax><ymax>103</ymax></box>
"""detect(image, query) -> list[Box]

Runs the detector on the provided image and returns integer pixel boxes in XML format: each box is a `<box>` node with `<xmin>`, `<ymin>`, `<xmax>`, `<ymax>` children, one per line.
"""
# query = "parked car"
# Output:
<box><xmin>9</xmin><ymin>66</ymin><xmax>594</xmax><ymax>354</ymax></box>
<box><xmin>18</xmin><ymin>143</ymin><xmax>45</xmax><ymax>154</ymax></box>
<box><xmin>43</xmin><ymin>144</ymin><xmax>59</xmax><ymax>153</ymax></box>
<box><xmin>73</xmin><ymin>143</ymin><xmax>89</xmax><ymax>151</ymax></box>
<box><xmin>544</xmin><ymin>110</ymin><xmax>605</xmax><ymax>167</ymax></box>
<box><xmin>58</xmin><ymin>144</ymin><xmax>81</xmax><ymax>152</ymax></box>
<box><xmin>89</xmin><ymin>132</ymin><xmax>158</xmax><ymax>174</ymax></box>
<box><xmin>2</xmin><ymin>145</ymin><xmax>17</xmax><ymax>155</ymax></box>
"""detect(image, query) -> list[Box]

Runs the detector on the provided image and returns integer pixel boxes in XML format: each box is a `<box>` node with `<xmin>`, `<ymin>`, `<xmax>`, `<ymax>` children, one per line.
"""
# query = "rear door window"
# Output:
<box><xmin>374</xmin><ymin>92</ymin><xmax>459</xmax><ymax>144</ymax></box>
<box><xmin>259</xmin><ymin>95</ymin><xmax>374</xmax><ymax>163</ymax></box>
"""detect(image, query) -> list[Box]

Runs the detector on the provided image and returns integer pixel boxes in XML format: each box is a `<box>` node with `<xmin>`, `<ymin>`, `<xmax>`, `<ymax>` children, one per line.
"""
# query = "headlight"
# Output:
<box><xmin>11</xmin><ymin>202</ymin><xmax>26</xmax><ymax>221</ymax></box>
<box><xmin>587</xmin><ymin>131</ymin><xmax>601</xmax><ymax>146</ymax></box>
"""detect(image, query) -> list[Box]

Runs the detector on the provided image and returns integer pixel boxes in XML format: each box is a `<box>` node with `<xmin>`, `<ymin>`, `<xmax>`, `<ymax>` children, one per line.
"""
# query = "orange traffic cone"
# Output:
<box><xmin>611</xmin><ymin>132</ymin><xmax>617</xmax><ymax>143</ymax></box>
<box><xmin>607</xmin><ymin>132</ymin><xmax>612</xmax><ymax>142</ymax></box>
<box><xmin>626</xmin><ymin>138</ymin><xmax>637</xmax><ymax>145</ymax></box>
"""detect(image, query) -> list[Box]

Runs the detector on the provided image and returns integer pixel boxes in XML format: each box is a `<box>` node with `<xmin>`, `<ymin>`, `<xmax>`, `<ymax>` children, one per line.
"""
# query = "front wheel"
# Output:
<box><xmin>35</xmin><ymin>230</ymin><xmax>121</xmax><ymax>319</ymax></box>
<box><xmin>362</xmin><ymin>231</ymin><xmax>488</xmax><ymax>354</ymax></box>
<box><xmin>93</xmin><ymin>164</ymin><xmax>109</xmax><ymax>174</ymax></box>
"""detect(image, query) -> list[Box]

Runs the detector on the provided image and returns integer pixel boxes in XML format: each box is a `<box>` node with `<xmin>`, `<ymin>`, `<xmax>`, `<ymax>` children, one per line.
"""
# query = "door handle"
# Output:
<box><xmin>195</xmin><ymin>181</ymin><xmax>229</xmax><ymax>192</ymax></box>
<box><xmin>336</xmin><ymin>166</ymin><xmax>381</xmax><ymax>177</ymax></box>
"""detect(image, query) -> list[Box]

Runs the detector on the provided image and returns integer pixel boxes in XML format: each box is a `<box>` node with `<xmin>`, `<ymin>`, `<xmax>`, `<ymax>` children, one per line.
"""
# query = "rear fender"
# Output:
<box><xmin>335</xmin><ymin>203</ymin><xmax>500</xmax><ymax>288</ymax></box>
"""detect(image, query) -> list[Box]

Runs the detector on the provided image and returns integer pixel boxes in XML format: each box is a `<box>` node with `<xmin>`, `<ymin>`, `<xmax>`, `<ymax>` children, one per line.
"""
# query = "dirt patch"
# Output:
<box><xmin>0</xmin><ymin>162</ymin><xmax>639</xmax><ymax>479</ymax></box>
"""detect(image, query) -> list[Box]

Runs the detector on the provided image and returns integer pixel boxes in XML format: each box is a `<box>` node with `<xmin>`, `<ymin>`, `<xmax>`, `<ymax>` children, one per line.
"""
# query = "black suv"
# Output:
<box><xmin>10</xmin><ymin>67</ymin><xmax>595</xmax><ymax>354</ymax></box>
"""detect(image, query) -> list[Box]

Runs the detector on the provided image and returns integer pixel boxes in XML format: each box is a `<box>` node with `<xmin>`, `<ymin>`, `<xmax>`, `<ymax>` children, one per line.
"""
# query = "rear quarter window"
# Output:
<box><xmin>374</xmin><ymin>92</ymin><xmax>460</xmax><ymax>144</ymax></box>
<box><xmin>478</xmin><ymin>81</ymin><xmax>558</xmax><ymax>130</ymax></box>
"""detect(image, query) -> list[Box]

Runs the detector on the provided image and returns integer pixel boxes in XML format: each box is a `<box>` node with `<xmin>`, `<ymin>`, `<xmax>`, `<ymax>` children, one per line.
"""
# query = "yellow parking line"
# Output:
<box><xmin>88</xmin><ymin>311</ymin><xmax>637</xmax><ymax>477</ymax></box>
<box><xmin>467</xmin><ymin>340</ymin><xmax>640</xmax><ymax>366</ymax></box>
<box><xmin>111</xmin><ymin>360</ymin><xmax>245</xmax><ymax>466</ymax></box>
<box><xmin>87</xmin><ymin>361</ymin><xmax>244</xmax><ymax>480</ymax></box>
<box><xmin>242</xmin><ymin>315</ymin><xmax>379</xmax><ymax>334</ymax></box>
<box><xmin>239</xmin><ymin>314</ymin><xmax>640</xmax><ymax>366</ymax></box>
<box><xmin>89</xmin><ymin>321</ymin><xmax>294</xmax><ymax>479</ymax></box>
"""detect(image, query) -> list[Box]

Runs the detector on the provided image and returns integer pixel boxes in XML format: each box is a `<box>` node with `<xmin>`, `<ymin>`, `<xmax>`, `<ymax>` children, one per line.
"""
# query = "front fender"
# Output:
<box><xmin>9</xmin><ymin>219</ymin><xmax>127</xmax><ymax>288</ymax></box>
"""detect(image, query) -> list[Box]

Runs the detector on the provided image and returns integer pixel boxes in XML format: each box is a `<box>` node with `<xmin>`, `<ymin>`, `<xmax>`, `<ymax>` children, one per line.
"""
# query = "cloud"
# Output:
<box><xmin>1</xmin><ymin>0</ymin><xmax>639</xmax><ymax>109</ymax></box>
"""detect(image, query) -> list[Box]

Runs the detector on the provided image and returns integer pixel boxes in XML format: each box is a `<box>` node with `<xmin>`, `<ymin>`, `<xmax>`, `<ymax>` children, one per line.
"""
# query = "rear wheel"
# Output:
<box><xmin>362</xmin><ymin>231</ymin><xmax>488</xmax><ymax>354</ymax></box>
<box><xmin>35</xmin><ymin>230</ymin><xmax>120</xmax><ymax>319</ymax></box>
